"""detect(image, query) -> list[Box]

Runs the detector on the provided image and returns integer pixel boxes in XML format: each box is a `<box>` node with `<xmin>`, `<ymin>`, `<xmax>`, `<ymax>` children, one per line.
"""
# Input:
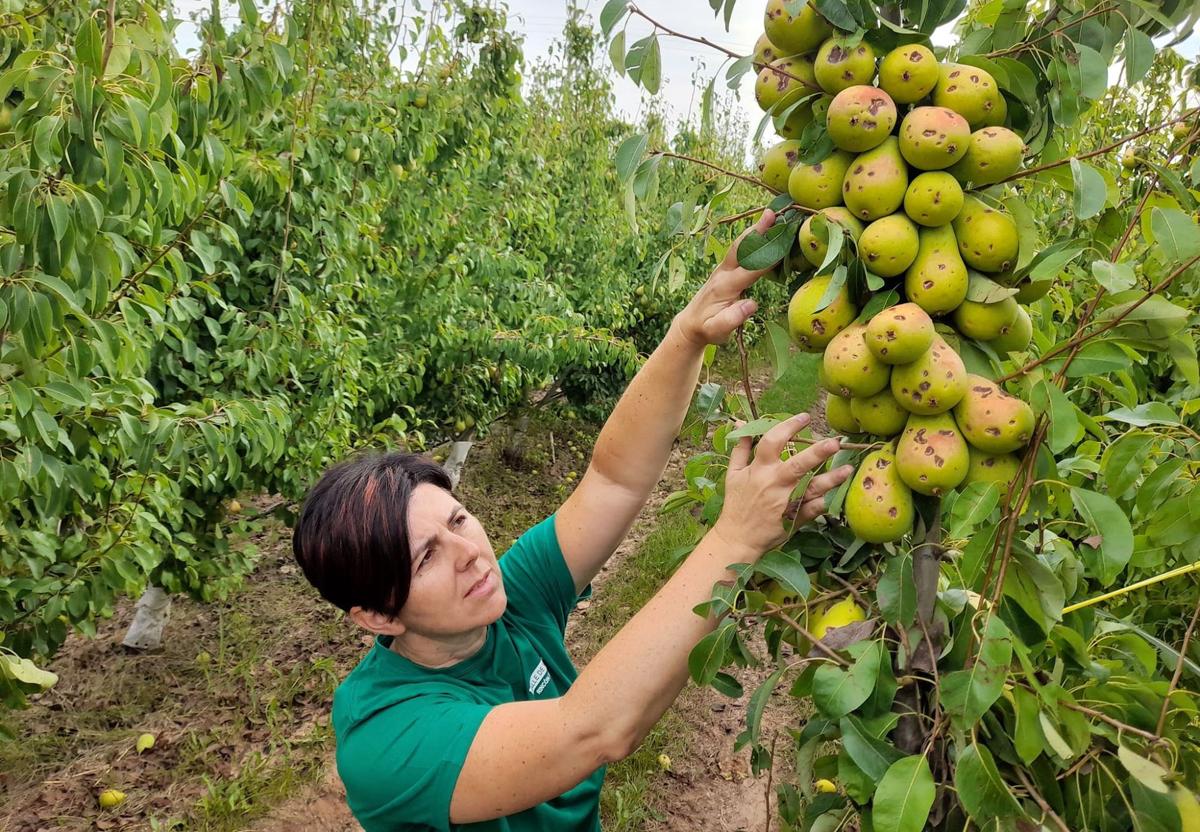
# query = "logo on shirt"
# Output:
<box><xmin>528</xmin><ymin>659</ymin><xmax>549</xmax><ymax>695</ymax></box>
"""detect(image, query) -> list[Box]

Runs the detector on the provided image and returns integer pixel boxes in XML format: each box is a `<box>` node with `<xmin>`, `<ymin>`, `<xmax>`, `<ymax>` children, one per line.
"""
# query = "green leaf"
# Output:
<box><xmin>737</xmin><ymin>219</ymin><xmax>799</xmax><ymax>271</ymax></box>
<box><xmin>688</xmin><ymin>620</ymin><xmax>736</xmax><ymax>685</ymax></box>
<box><xmin>945</xmin><ymin>481</ymin><xmax>1000</xmax><ymax>539</ymax></box>
<box><xmin>876</xmin><ymin>554</ymin><xmax>915</xmax><ymax>628</ymax></box>
<box><xmin>1092</xmin><ymin>260</ymin><xmax>1136</xmax><ymax>293</ymax></box>
<box><xmin>1033</xmin><ymin>380</ymin><xmax>1080</xmax><ymax>454</ymax></box>
<box><xmin>640</xmin><ymin>35</ymin><xmax>661</xmax><ymax>94</ymax></box>
<box><xmin>1029</xmin><ymin>245</ymin><xmax>1084</xmax><ymax>281</ymax></box>
<box><xmin>755</xmin><ymin>549</ymin><xmax>811</xmax><ymax>598</ymax></box>
<box><xmin>1103</xmin><ymin>431</ymin><xmax>1154</xmax><ymax>497</ymax></box>
<box><xmin>1012</xmin><ymin>686</ymin><xmax>1045</xmax><ymax>763</ymax></box>
<box><xmin>76</xmin><ymin>17</ymin><xmax>104</xmax><ymax>75</ymax></box>
<box><xmin>812</xmin><ymin>0</ymin><xmax>858</xmax><ymax>30</ymax></box>
<box><xmin>766</xmin><ymin>321</ymin><xmax>794</xmax><ymax>383</ymax></box>
<box><xmin>955</xmin><ymin>743</ymin><xmax>1024</xmax><ymax>822</ymax></box>
<box><xmin>1123</xmin><ymin>28</ymin><xmax>1154</xmax><ymax>85</ymax></box>
<box><xmin>607</xmin><ymin>29</ymin><xmax>626</xmax><ymax>75</ymax></box>
<box><xmin>42</xmin><ymin>381</ymin><xmax>89</xmax><ymax>409</ymax></box>
<box><xmin>839</xmin><ymin>714</ymin><xmax>903</xmax><ymax>780</ymax></box>
<box><xmin>1150</xmin><ymin>207</ymin><xmax>1200</xmax><ymax>263</ymax></box>
<box><xmin>1071</xmin><ymin>487</ymin><xmax>1134</xmax><ymax>586</ymax></box>
<box><xmin>872</xmin><ymin>755</ymin><xmax>935</xmax><ymax>832</ymax></box>
<box><xmin>599</xmin><ymin>0</ymin><xmax>628</xmax><ymax>36</ymax></box>
<box><xmin>0</xmin><ymin>654</ymin><xmax>58</xmax><ymax>689</ymax></box>
<box><xmin>813</xmin><ymin>641</ymin><xmax>883</xmax><ymax>718</ymax></box>
<box><xmin>941</xmin><ymin>616</ymin><xmax>1012</xmax><ymax>731</ymax></box>
<box><xmin>1103</xmin><ymin>402</ymin><xmax>1179</xmax><ymax>427</ymax></box>
<box><xmin>1118</xmin><ymin>744</ymin><xmax>1170</xmax><ymax>794</ymax></box>
<box><xmin>614</xmin><ymin>134</ymin><xmax>648</xmax><ymax>184</ymax></box>
<box><xmin>1070</xmin><ymin>159</ymin><xmax>1107</xmax><ymax>220</ymax></box>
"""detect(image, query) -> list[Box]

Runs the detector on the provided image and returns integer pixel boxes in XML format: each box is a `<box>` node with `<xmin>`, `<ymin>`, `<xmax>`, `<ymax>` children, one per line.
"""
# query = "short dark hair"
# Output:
<box><xmin>292</xmin><ymin>451</ymin><xmax>454</xmax><ymax>616</ymax></box>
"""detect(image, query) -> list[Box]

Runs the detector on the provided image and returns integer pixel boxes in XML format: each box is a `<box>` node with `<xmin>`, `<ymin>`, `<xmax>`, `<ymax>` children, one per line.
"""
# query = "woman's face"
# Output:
<box><xmin>398</xmin><ymin>483</ymin><xmax>506</xmax><ymax>637</ymax></box>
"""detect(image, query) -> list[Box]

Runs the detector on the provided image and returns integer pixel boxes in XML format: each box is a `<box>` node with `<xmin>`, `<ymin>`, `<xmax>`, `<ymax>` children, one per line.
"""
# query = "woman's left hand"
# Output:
<box><xmin>673</xmin><ymin>209</ymin><xmax>778</xmax><ymax>347</ymax></box>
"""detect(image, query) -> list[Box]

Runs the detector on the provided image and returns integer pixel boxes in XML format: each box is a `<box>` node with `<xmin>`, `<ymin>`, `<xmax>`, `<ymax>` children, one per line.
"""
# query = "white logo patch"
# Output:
<box><xmin>528</xmin><ymin>659</ymin><xmax>550</xmax><ymax>695</ymax></box>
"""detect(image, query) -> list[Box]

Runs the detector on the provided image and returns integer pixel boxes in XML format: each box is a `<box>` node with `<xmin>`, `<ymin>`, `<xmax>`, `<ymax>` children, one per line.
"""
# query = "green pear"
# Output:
<box><xmin>898</xmin><ymin>106</ymin><xmax>971</xmax><ymax>170</ymax></box>
<box><xmin>903</xmin><ymin>224</ymin><xmax>968</xmax><ymax>315</ymax></box>
<box><xmin>845</xmin><ymin>444</ymin><xmax>915</xmax><ymax>543</ymax></box>
<box><xmin>865</xmin><ymin>302</ymin><xmax>934</xmax><ymax>365</ymax></box>
<box><xmin>953</xmin><ymin>374</ymin><xmax>1035</xmax><ymax>453</ymax></box>
<box><xmin>842</xmin><ymin>137</ymin><xmax>909</xmax><ymax>221</ymax></box>
<box><xmin>764</xmin><ymin>0</ymin><xmax>833</xmax><ymax>55</ymax></box>
<box><xmin>789</xmin><ymin>149</ymin><xmax>854</xmax><ymax>209</ymax></box>
<box><xmin>823</xmin><ymin>323</ymin><xmax>891</xmax><ymax>398</ymax></box>
<box><xmin>903</xmin><ymin>171</ymin><xmax>964</xmax><ymax>227</ymax></box>
<box><xmin>814</xmin><ymin>38</ymin><xmax>877</xmax><ymax>94</ymax></box>
<box><xmin>758</xmin><ymin>140</ymin><xmax>804</xmax><ymax>192</ymax></box>
<box><xmin>753</xmin><ymin>33</ymin><xmax>782</xmax><ymax>70</ymax></box>
<box><xmin>826</xmin><ymin>85</ymin><xmax>897</xmax><ymax>152</ymax></box>
<box><xmin>788</xmin><ymin>275</ymin><xmax>858</xmax><ymax>351</ymax></box>
<box><xmin>826</xmin><ymin>393</ymin><xmax>861</xmax><ymax>434</ymax></box>
<box><xmin>933</xmin><ymin>63</ymin><xmax>1005</xmax><ymax>129</ymax></box>
<box><xmin>896</xmin><ymin>412</ymin><xmax>970</xmax><ymax>496</ymax></box>
<box><xmin>952</xmin><ymin>196</ymin><xmax>1019</xmax><ymax>273</ymax></box>
<box><xmin>1012</xmin><ymin>275</ymin><xmax>1053</xmax><ymax>304</ymax></box>
<box><xmin>755</xmin><ymin>55</ymin><xmax>818</xmax><ymax>113</ymax></box>
<box><xmin>952</xmin><ymin>292</ymin><xmax>1019</xmax><ymax>341</ymax></box>
<box><xmin>878</xmin><ymin>44</ymin><xmax>939</xmax><ymax>104</ymax></box>
<box><xmin>948</xmin><ymin>127</ymin><xmax>1025</xmax><ymax>186</ymax></box>
<box><xmin>798</xmin><ymin>207</ymin><xmax>865</xmax><ymax>267</ymax></box>
<box><xmin>890</xmin><ymin>335</ymin><xmax>968</xmax><ymax>415</ymax></box>
<box><xmin>858</xmin><ymin>213</ymin><xmax>920</xmax><ymax>277</ymax></box>
<box><xmin>989</xmin><ymin>305</ymin><xmax>1033</xmax><ymax>353</ymax></box>
<box><xmin>851</xmin><ymin>388</ymin><xmax>909</xmax><ymax>436</ymax></box>
<box><xmin>964</xmin><ymin>447</ymin><xmax>1022</xmax><ymax>490</ymax></box>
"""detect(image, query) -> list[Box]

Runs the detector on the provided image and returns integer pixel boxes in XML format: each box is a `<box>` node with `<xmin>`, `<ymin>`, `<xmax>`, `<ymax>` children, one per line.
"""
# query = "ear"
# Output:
<box><xmin>349</xmin><ymin>606</ymin><xmax>406</xmax><ymax>637</ymax></box>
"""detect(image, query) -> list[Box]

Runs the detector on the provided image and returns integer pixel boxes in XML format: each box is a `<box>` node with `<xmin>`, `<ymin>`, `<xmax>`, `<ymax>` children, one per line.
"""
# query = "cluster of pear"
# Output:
<box><xmin>752</xmin><ymin>1</ymin><xmax>1042</xmax><ymax>544</ymax></box>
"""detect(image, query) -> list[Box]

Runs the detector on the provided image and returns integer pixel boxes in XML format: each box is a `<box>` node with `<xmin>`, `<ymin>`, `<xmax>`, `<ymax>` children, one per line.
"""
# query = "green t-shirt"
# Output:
<box><xmin>332</xmin><ymin>514</ymin><xmax>604</xmax><ymax>832</ymax></box>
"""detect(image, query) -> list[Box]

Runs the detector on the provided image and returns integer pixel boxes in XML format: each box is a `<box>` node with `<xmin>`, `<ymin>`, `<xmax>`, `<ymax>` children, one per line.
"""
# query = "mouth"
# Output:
<box><xmin>465</xmin><ymin>571</ymin><xmax>494</xmax><ymax>598</ymax></box>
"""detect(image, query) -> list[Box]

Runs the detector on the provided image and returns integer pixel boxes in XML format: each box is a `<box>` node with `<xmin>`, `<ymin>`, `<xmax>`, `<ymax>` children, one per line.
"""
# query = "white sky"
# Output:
<box><xmin>173</xmin><ymin>0</ymin><xmax>1198</xmax><ymax>153</ymax></box>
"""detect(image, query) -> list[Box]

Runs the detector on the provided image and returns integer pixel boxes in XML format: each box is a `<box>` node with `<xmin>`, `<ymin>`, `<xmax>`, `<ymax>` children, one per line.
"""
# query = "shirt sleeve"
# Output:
<box><xmin>337</xmin><ymin>696</ymin><xmax>492</xmax><ymax>832</ymax></box>
<box><xmin>499</xmin><ymin>514</ymin><xmax>591</xmax><ymax>634</ymax></box>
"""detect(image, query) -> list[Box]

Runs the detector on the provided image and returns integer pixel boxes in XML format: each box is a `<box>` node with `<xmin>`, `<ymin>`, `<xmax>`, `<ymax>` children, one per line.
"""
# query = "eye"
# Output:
<box><xmin>453</xmin><ymin>513</ymin><xmax>467</xmax><ymax>527</ymax></box>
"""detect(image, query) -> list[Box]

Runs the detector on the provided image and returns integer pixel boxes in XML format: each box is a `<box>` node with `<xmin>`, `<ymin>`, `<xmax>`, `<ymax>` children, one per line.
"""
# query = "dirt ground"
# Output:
<box><xmin>1</xmin><ymin>368</ymin><xmax>827</xmax><ymax>832</ymax></box>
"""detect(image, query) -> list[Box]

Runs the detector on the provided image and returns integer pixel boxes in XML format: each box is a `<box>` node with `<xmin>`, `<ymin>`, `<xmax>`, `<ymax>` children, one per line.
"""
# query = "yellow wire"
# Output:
<box><xmin>1061</xmin><ymin>561</ymin><xmax>1200</xmax><ymax>615</ymax></box>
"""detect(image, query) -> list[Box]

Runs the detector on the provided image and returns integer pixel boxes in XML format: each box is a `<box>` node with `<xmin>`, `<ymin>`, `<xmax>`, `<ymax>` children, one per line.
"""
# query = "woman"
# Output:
<box><xmin>292</xmin><ymin>210</ymin><xmax>853</xmax><ymax>831</ymax></box>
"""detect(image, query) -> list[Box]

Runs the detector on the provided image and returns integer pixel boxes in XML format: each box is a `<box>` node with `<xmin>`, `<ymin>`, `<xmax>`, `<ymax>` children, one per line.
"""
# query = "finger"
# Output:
<box><xmin>794</xmin><ymin>495</ymin><xmax>830</xmax><ymax>526</ymax></box>
<box><xmin>780</xmin><ymin>437</ymin><xmax>843</xmax><ymax>481</ymax></box>
<box><xmin>754</xmin><ymin>413</ymin><xmax>813</xmax><ymax>463</ymax></box>
<box><xmin>729</xmin><ymin>422</ymin><xmax>752</xmax><ymax>470</ymax></box>
<box><xmin>703</xmin><ymin>298</ymin><xmax>759</xmax><ymax>343</ymax></box>
<box><xmin>802</xmin><ymin>464</ymin><xmax>855</xmax><ymax>500</ymax></box>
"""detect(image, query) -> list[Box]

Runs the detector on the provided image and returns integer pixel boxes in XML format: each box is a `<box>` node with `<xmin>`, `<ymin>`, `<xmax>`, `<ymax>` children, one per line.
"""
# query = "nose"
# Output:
<box><xmin>454</xmin><ymin>530</ymin><xmax>483</xmax><ymax>568</ymax></box>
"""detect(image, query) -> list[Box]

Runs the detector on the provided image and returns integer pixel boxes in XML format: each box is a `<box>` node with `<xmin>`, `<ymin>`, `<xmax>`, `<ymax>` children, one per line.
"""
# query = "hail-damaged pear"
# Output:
<box><xmin>953</xmin><ymin>374</ymin><xmax>1035</xmax><ymax>453</ymax></box>
<box><xmin>845</xmin><ymin>444</ymin><xmax>915</xmax><ymax>543</ymax></box>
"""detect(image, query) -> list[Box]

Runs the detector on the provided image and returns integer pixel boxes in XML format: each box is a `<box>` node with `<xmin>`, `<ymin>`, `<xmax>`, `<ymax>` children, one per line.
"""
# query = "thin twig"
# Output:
<box><xmin>652</xmin><ymin>150</ymin><xmax>777</xmax><ymax>193</ymax></box>
<box><xmin>1015</xmin><ymin>768</ymin><xmax>1072</xmax><ymax>832</ymax></box>
<box><xmin>1057</xmin><ymin>697</ymin><xmax>1167</xmax><ymax>745</ymax></box>
<box><xmin>775</xmin><ymin>610</ymin><xmax>850</xmax><ymax>667</ymax></box>
<box><xmin>736</xmin><ymin>324</ymin><xmax>759</xmax><ymax>420</ymax></box>
<box><xmin>101</xmin><ymin>0</ymin><xmax>117</xmax><ymax>71</ymax></box>
<box><xmin>764</xmin><ymin>732</ymin><xmax>777</xmax><ymax>832</ymax></box>
<box><xmin>989</xmin><ymin>109</ymin><xmax>1200</xmax><ymax>187</ymax></box>
<box><xmin>986</xmin><ymin>3</ymin><xmax>1117</xmax><ymax>58</ymax></box>
<box><xmin>1156</xmin><ymin>592</ymin><xmax>1200</xmax><ymax>736</ymax></box>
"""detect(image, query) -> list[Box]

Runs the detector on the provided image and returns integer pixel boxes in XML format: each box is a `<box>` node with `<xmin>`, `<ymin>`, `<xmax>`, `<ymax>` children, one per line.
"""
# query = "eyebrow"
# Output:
<box><xmin>414</xmin><ymin>505</ymin><xmax>463</xmax><ymax>564</ymax></box>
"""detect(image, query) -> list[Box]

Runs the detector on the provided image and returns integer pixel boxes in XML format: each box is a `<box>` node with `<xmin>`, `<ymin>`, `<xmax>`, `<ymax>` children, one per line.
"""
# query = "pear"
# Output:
<box><xmin>756</xmin><ymin>55</ymin><xmax>819</xmax><ymax>113</ymax></box>
<box><xmin>789</xmin><ymin>150</ymin><xmax>854</xmax><ymax>209</ymax></box>
<box><xmin>949</xmin><ymin>127</ymin><xmax>1025</xmax><ymax>186</ymax></box>
<box><xmin>964</xmin><ymin>447</ymin><xmax>1022</xmax><ymax>491</ymax></box>
<box><xmin>865</xmin><ymin>302</ymin><xmax>934</xmax><ymax>365</ymax></box>
<box><xmin>904</xmin><ymin>225</ymin><xmax>968</xmax><ymax>315</ymax></box>
<box><xmin>890</xmin><ymin>336</ymin><xmax>968</xmax><ymax>415</ymax></box>
<box><xmin>842</xmin><ymin>137</ymin><xmax>909</xmax><ymax>221</ymax></box>
<box><xmin>896</xmin><ymin>412</ymin><xmax>970</xmax><ymax>496</ymax></box>
<box><xmin>814</xmin><ymin>38</ymin><xmax>877</xmax><ymax>95</ymax></box>
<box><xmin>933</xmin><ymin>63</ymin><xmax>1005</xmax><ymax>129</ymax></box>
<box><xmin>758</xmin><ymin>140</ymin><xmax>804</xmax><ymax>192</ymax></box>
<box><xmin>878</xmin><ymin>44</ymin><xmax>939</xmax><ymax>104</ymax></box>
<box><xmin>752</xmin><ymin>33</ymin><xmax>782</xmax><ymax>70</ymax></box>
<box><xmin>798</xmin><ymin>207</ymin><xmax>865</xmax><ymax>267</ymax></box>
<box><xmin>788</xmin><ymin>275</ymin><xmax>858</xmax><ymax>351</ymax></box>
<box><xmin>903</xmin><ymin>171</ymin><xmax>964</xmax><ymax>227</ymax></box>
<box><xmin>764</xmin><ymin>0</ymin><xmax>833</xmax><ymax>55</ymax></box>
<box><xmin>845</xmin><ymin>444</ymin><xmax>915</xmax><ymax>543</ymax></box>
<box><xmin>989</xmin><ymin>305</ymin><xmax>1033</xmax><ymax>353</ymax></box>
<box><xmin>953</xmin><ymin>374</ymin><xmax>1035</xmax><ymax>454</ymax></box>
<box><xmin>826</xmin><ymin>393</ymin><xmax>861</xmax><ymax>434</ymax></box>
<box><xmin>952</xmin><ymin>293</ymin><xmax>1019</xmax><ymax>341</ymax></box>
<box><xmin>858</xmin><ymin>214</ymin><xmax>920</xmax><ymax>278</ymax></box>
<box><xmin>898</xmin><ymin>106</ymin><xmax>971</xmax><ymax>170</ymax></box>
<box><xmin>826</xmin><ymin>85</ymin><xmax>897</xmax><ymax>153</ymax></box>
<box><xmin>851</xmin><ymin>389</ymin><xmax>909</xmax><ymax>437</ymax></box>
<box><xmin>953</xmin><ymin>196</ymin><xmax>1020</xmax><ymax>273</ymax></box>
<box><xmin>823</xmin><ymin>323</ymin><xmax>891</xmax><ymax>398</ymax></box>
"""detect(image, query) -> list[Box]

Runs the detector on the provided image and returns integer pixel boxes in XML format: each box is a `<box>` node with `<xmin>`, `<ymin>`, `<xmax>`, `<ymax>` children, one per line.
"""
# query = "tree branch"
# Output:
<box><xmin>651</xmin><ymin>150</ymin><xmax>777</xmax><ymax>193</ymax></box>
<box><xmin>1156</xmin><ymin>592</ymin><xmax>1200</xmax><ymax>736</ymax></box>
<box><xmin>986</xmin><ymin>3</ymin><xmax>1118</xmax><ymax>58</ymax></box>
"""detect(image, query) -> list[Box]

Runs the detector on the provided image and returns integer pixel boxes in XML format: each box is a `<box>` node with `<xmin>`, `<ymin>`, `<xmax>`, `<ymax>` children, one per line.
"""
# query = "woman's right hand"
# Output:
<box><xmin>711</xmin><ymin>414</ymin><xmax>854</xmax><ymax>556</ymax></box>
